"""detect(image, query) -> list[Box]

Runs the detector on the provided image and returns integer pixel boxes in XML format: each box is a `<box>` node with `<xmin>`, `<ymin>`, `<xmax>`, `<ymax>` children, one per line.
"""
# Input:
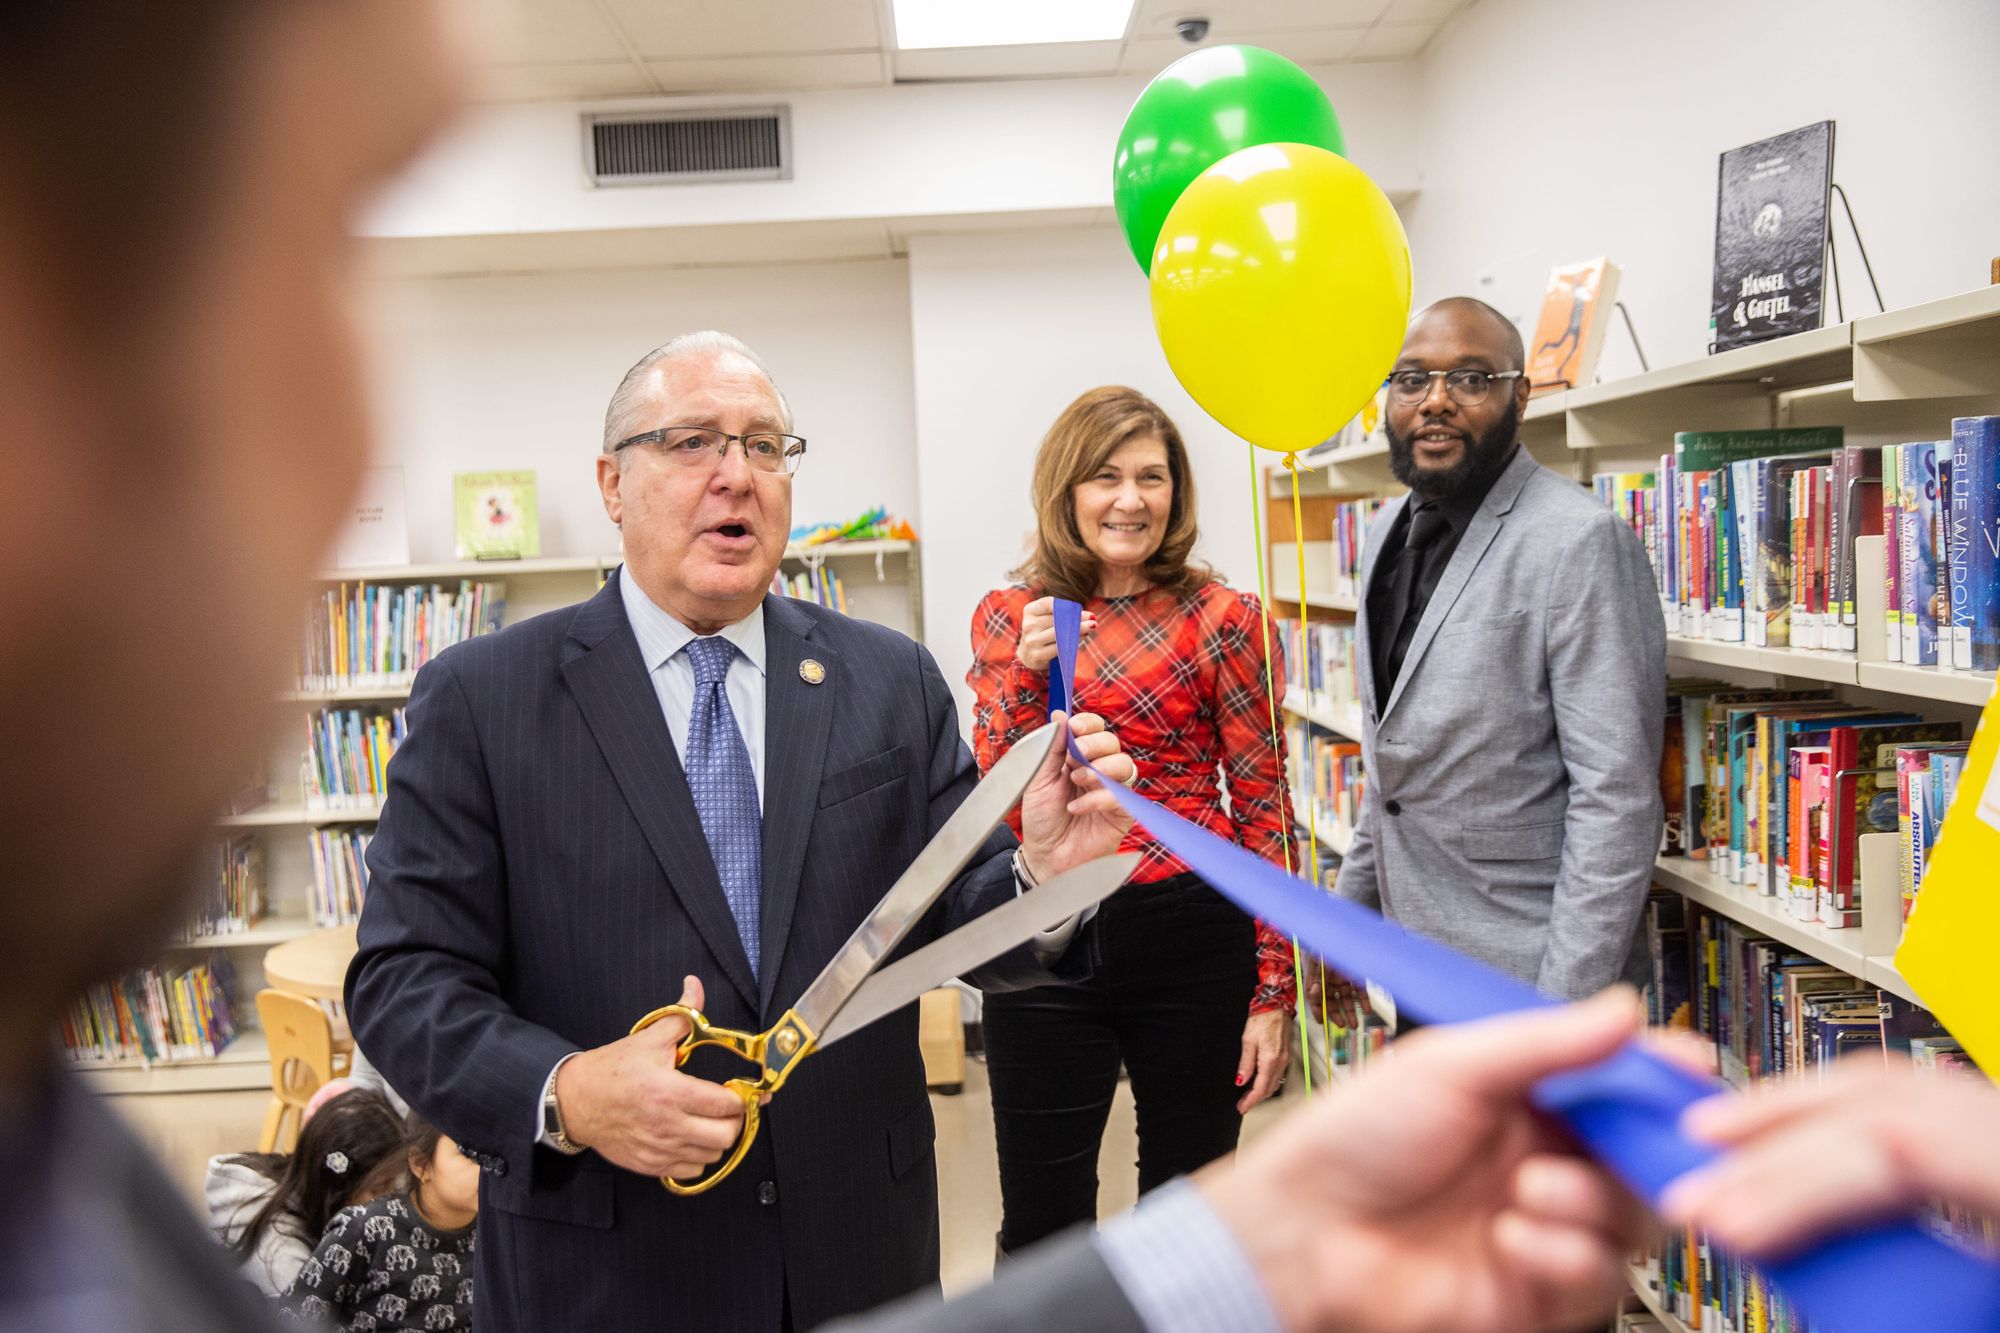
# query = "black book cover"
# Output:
<box><xmin>1709</xmin><ymin>120</ymin><xmax>1834</xmax><ymax>353</ymax></box>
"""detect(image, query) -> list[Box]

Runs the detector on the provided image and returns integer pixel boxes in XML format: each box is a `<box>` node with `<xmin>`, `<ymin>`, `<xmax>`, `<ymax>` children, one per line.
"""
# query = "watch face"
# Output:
<box><xmin>543</xmin><ymin>1096</ymin><xmax>562</xmax><ymax>1136</ymax></box>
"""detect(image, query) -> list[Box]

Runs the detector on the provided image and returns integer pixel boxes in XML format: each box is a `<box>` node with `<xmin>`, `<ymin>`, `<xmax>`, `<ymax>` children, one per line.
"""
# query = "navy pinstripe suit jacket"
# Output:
<box><xmin>348</xmin><ymin>572</ymin><xmax>1066</xmax><ymax>1332</ymax></box>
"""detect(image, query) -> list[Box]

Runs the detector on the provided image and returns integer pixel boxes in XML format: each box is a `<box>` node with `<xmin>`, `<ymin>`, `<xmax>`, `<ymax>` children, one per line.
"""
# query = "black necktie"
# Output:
<box><xmin>1377</xmin><ymin>502</ymin><xmax>1451</xmax><ymax>698</ymax></box>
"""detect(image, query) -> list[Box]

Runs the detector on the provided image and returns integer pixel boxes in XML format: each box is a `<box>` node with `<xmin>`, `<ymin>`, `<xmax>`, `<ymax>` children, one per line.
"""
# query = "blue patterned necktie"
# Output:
<box><xmin>682</xmin><ymin>636</ymin><xmax>762</xmax><ymax>979</ymax></box>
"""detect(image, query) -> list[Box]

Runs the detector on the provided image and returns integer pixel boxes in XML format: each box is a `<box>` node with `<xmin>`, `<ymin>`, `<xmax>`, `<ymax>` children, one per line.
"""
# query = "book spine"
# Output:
<box><xmin>1909</xmin><ymin>442</ymin><xmax>1939</xmax><ymax>665</ymax></box>
<box><xmin>1884</xmin><ymin>446</ymin><xmax>1903</xmax><ymax>662</ymax></box>
<box><xmin>1938</xmin><ymin>454</ymin><xmax>1955</xmax><ymax>667</ymax></box>
<box><xmin>1800</xmin><ymin>472</ymin><xmax>1816</xmax><ymax>648</ymax></box>
<box><xmin>1964</xmin><ymin>417</ymin><xmax>2000</xmax><ymax>672</ymax></box>
<box><xmin>1950</xmin><ymin>430</ymin><xmax>1975</xmax><ymax>669</ymax></box>
<box><xmin>1830</xmin><ymin>448</ymin><xmax>1852</xmax><ymax>653</ymax></box>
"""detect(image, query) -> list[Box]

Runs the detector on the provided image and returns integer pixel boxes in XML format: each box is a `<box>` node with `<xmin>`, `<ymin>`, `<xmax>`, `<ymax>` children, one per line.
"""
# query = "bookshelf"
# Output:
<box><xmin>1281</xmin><ymin>687</ymin><xmax>1364</xmax><ymax>743</ymax></box>
<box><xmin>1263</xmin><ymin>285</ymin><xmax>2000</xmax><ymax>1056</ymax></box>
<box><xmin>69</xmin><ymin>1030</ymin><xmax>271</xmax><ymax>1095</ymax></box>
<box><xmin>74</xmin><ymin>539</ymin><xmax>925</xmax><ymax>1095</ymax></box>
<box><xmin>1626</xmin><ymin>1265</ymin><xmax>1694</xmax><ymax>1333</ymax></box>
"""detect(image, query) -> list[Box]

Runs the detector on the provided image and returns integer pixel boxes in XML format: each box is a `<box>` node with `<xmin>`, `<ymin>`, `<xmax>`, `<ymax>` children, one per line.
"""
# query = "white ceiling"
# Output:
<box><xmin>465</xmin><ymin>0</ymin><xmax>1474</xmax><ymax>101</ymax></box>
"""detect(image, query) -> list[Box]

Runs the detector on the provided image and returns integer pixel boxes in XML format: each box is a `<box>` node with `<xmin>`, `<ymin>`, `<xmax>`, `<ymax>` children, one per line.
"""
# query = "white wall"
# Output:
<box><xmin>1406</xmin><ymin>0</ymin><xmax>2000</xmax><ymax>379</ymax></box>
<box><xmin>366</xmin><ymin>63</ymin><xmax>1422</xmax><ymax>241</ymax></box>
<box><xmin>361</xmin><ymin>258</ymin><xmax>916</xmax><ymax>563</ymax></box>
<box><xmin>909</xmin><ymin>227</ymin><xmax>1285</xmax><ymax>727</ymax></box>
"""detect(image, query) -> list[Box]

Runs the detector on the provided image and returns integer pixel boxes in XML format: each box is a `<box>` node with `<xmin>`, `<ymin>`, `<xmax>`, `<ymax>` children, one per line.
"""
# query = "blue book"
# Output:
<box><xmin>1901</xmin><ymin>442</ymin><xmax>1940</xmax><ymax>665</ymax></box>
<box><xmin>1949</xmin><ymin>435</ymin><xmax>1974</xmax><ymax>668</ymax></box>
<box><xmin>1730</xmin><ymin>459</ymin><xmax>1759</xmax><ymax>642</ymax></box>
<box><xmin>1956</xmin><ymin>416</ymin><xmax>2000</xmax><ymax>671</ymax></box>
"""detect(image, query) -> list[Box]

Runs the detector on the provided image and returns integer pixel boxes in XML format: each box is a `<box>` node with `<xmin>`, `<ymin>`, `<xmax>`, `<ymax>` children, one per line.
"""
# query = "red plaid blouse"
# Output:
<box><xmin>968</xmin><ymin>581</ymin><xmax>1297</xmax><ymax>1015</ymax></box>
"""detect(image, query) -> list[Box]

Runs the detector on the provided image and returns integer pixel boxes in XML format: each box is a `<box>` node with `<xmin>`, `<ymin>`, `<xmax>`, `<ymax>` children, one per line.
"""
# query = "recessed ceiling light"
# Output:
<box><xmin>891</xmin><ymin>0</ymin><xmax>1138</xmax><ymax>50</ymax></box>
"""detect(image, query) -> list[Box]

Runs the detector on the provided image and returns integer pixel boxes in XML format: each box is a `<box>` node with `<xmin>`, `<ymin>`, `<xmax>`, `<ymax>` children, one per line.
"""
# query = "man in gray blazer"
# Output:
<box><xmin>1335</xmin><ymin>298</ymin><xmax>1666</xmax><ymax>998</ymax></box>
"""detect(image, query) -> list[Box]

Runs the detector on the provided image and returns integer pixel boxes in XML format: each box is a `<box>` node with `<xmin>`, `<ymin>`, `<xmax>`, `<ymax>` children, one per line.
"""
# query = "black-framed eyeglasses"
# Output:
<box><xmin>1382</xmin><ymin>368</ymin><xmax>1524</xmax><ymax>406</ymax></box>
<box><xmin>614</xmin><ymin>426</ymin><xmax>808</xmax><ymax>476</ymax></box>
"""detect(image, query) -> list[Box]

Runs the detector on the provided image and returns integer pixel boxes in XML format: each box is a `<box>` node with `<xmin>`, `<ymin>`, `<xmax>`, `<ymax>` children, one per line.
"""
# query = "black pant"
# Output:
<box><xmin>982</xmin><ymin>872</ymin><xmax>1257</xmax><ymax>1253</ymax></box>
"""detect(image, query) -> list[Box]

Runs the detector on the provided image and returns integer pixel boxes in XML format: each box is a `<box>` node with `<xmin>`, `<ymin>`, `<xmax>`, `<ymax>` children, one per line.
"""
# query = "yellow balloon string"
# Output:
<box><xmin>1245</xmin><ymin>443</ymin><xmax>1315</xmax><ymax>1098</ymax></box>
<box><xmin>1283</xmin><ymin>453</ymin><xmax>1337</xmax><ymax>1077</ymax></box>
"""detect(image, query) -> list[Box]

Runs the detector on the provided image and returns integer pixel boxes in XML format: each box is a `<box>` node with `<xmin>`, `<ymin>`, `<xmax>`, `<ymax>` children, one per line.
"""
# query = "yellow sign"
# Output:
<box><xmin>1895</xmin><ymin>681</ymin><xmax>2000</xmax><ymax>1075</ymax></box>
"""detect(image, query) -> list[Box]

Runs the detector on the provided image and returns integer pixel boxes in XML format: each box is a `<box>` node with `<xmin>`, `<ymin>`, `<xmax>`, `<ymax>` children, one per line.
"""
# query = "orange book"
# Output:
<box><xmin>1526</xmin><ymin>258</ymin><xmax>1622</xmax><ymax>395</ymax></box>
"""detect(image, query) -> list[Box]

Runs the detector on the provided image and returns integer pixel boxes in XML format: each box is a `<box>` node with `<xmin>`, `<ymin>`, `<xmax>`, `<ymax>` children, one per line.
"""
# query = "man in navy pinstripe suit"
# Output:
<box><xmin>347</xmin><ymin>331</ymin><xmax>1138</xmax><ymax>1332</ymax></box>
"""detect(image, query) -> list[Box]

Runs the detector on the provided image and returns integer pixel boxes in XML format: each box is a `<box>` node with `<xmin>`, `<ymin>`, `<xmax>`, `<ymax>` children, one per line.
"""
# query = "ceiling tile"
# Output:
<box><xmin>893</xmin><ymin>41</ymin><xmax>1124</xmax><ymax>82</ymax></box>
<box><xmin>1119</xmin><ymin>25</ymin><xmax>1367</xmax><ymax>75</ymax></box>
<box><xmin>1130</xmin><ymin>0</ymin><xmax>1391</xmax><ymax>33</ymax></box>
<box><xmin>604</xmin><ymin>0</ymin><xmax>883</xmax><ymax>58</ymax></box>
<box><xmin>473</xmin><ymin>60</ymin><xmax>655</xmax><ymax>103</ymax></box>
<box><xmin>468</xmin><ymin>0</ymin><xmax>634</xmax><ymax>64</ymax></box>
<box><xmin>641</xmin><ymin>51</ymin><xmax>888</xmax><ymax>95</ymax></box>
<box><xmin>1350</xmin><ymin>21</ymin><xmax>1439</xmax><ymax>58</ymax></box>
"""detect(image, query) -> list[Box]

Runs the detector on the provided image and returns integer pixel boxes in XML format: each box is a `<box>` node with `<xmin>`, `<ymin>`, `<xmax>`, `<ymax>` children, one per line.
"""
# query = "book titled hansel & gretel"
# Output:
<box><xmin>454</xmin><ymin>469</ymin><xmax>541</xmax><ymax>561</ymax></box>
<box><xmin>1709</xmin><ymin>120</ymin><xmax>1834</xmax><ymax>353</ymax></box>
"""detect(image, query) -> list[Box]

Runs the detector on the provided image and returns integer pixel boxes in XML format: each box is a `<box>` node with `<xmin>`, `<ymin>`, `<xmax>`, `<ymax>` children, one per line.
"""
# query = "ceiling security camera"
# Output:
<box><xmin>1175</xmin><ymin>18</ymin><xmax>1210</xmax><ymax>43</ymax></box>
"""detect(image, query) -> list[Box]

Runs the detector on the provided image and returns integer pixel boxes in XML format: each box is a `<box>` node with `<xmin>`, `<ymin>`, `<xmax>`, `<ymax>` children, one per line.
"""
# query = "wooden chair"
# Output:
<box><xmin>256</xmin><ymin>988</ymin><xmax>340</xmax><ymax>1153</ymax></box>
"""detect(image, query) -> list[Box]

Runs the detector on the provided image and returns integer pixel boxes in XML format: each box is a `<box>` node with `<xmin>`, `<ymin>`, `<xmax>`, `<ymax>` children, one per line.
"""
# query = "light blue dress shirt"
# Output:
<box><xmin>618</xmin><ymin>569</ymin><xmax>768</xmax><ymax>806</ymax></box>
<box><xmin>536</xmin><ymin>574</ymin><xmax>768</xmax><ymax>1145</ymax></box>
<box><xmin>1094</xmin><ymin>1180</ymin><xmax>1283</xmax><ymax>1333</ymax></box>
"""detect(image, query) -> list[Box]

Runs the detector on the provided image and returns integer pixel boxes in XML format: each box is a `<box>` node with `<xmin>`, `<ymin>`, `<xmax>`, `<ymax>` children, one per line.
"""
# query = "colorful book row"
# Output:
<box><xmin>1327</xmin><ymin>499</ymin><xmax>1387</xmax><ymax>595</ymax></box>
<box><xmin>1285</xmin><ymin>716</ymin><xmax>1365</xmax><ymax>838</ymax></box>
<box><xmin>302</xmin><ymin>707</ymin><xmax>408</xmax><ymax>809</ymax></box>
<box><xmin>1599</xmin><ymin>419</ymin><xmax>2000</xmax><ymax>661</ymax></box>
<box><xmin>1637</xmin><ymin>892</ymin><xmax>1986</xmax><ymax>1331</ymax></box>
<box><xmin>171</xmin><ymin>836</ymin><xmax>267</xmax><ymax>941</ymax></box>
<box><xmin>1276</xmin><ymin>618</ymin><xmax>1361</xmax><ymax>717</ymax></box>
<box><xmin>774</xmin><ymin>566</ymin><xmax>848</xmax><ymax>613</ymax></box>
<box><xmin>1661</xmin><ymin>683</ymin><xmax>1962</xmax><ymax>928</ymax></box>
<box><xmin>60</xmin><ymin>952</ymin><xmax>239</xmax><ymax>1065</ymax></box>
<box><xmin>298</xmin><ymin>578</ymin><xmax>507</xmax><ymax>690</ymax></box>
<box><xmin>308</xmin><ymin>827</ymin><xmax>374</xmax><ymax>928</ymax></box>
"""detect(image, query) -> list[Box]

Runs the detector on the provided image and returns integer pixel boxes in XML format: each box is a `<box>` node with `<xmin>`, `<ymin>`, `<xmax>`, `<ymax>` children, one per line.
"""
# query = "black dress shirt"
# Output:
<box><xmin>1367</xmin><ymin>447</ymin><xmax>1518</xmax><ymax>701</ymax></box>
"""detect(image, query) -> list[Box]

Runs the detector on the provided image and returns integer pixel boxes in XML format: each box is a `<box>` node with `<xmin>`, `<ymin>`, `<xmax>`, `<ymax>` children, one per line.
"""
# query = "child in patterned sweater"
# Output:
<box><xmin>280</xmin><ymin>1110</ymin><xmax>478</xmax><ymax>1330</ymax></box>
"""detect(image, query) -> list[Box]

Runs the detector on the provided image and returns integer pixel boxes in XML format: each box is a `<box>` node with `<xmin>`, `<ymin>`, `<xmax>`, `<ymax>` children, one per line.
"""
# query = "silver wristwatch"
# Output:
<box><xmin>542</xmin><ymin>1075</ymin><xmax>586</xmax><ymax>1156</ymax></box>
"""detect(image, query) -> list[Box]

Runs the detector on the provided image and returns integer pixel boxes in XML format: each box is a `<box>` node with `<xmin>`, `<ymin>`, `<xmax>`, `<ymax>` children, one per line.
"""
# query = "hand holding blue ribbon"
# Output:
<box><xmin>1046</xmin><ymin>596</ymin><xmax>2000</xmax><ymax>1333</ymax></box>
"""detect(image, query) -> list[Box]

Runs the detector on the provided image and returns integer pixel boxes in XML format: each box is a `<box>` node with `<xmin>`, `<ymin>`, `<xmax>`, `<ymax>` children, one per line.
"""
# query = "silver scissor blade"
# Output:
<box><xmin>789</xmin><ymin>721</ymin><xmax>1062</xmax><ymax>1040</ymax></box>
<box><xmin>815</xmin><ymin>854</ymin><xmax>1137</xmax><ymax>1050</ymax></box>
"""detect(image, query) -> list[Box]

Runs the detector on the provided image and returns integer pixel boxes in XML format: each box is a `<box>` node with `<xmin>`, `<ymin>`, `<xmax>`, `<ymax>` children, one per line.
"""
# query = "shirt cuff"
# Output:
<box><xmin>533</xmin><ymin>1051</ymin><xmax>584</xmax><ymax>1149</ymax></box>
<box><xmin>1013</xmin><ymin>851</ymin><xmax>1096</xmax><ymax>961</ymax></box>
<box><xmin>1093</xmin><ymin>1179</ymin><xmax>1282</xmax><ymax>1333</ymax></box>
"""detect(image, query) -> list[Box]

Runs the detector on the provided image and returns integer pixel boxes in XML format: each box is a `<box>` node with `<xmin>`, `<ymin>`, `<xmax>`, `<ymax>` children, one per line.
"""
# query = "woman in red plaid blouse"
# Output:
<box><xmin>967</xmin><ymin>385</ymin><xmax>1297</xmax><ymax>1254</ymax></box>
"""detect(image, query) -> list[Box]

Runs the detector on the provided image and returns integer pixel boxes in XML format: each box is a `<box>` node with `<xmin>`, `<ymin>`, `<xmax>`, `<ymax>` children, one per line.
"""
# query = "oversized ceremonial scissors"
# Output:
<box><xmin>630</xmin><ymin>720</ymin><xmax>1135</xmax><ymax>1196</ymax></box>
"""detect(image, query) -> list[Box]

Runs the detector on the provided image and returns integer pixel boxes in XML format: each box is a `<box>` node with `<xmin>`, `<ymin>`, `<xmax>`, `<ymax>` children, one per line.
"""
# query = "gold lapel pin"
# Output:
<box><xmin>799</xmin><ymin>659</ymin><xmax>826</xmax><ymax>685</ymax></box>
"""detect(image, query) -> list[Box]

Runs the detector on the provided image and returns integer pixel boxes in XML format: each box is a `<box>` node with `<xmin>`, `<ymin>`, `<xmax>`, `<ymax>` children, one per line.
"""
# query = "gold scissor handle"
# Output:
<box><xmin>627</xmin><ymin>1004</ymin><xmax>816</xmax><ymax>1197</ymax></box>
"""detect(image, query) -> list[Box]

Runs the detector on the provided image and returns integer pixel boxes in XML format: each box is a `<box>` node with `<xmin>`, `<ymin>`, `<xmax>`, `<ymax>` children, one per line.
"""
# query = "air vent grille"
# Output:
<box><xmin>585</xmin><ymin>108</ymin><xmax>790</xmax><ymax>186</ymax></box>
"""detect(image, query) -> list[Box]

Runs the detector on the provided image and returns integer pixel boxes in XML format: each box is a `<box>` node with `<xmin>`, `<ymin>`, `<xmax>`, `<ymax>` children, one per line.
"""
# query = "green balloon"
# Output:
<box><xmin>1112</xmin><ymin>45</ymin><xmax>1346</xmax><ymax>274</ymax></box>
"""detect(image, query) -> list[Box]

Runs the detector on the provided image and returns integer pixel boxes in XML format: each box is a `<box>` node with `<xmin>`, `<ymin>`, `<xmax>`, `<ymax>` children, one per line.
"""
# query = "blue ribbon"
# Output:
<box><xmin>1049</xmin><ymin>596</ymin><xmax>2000</xmax><ymax>1333</ymax></box>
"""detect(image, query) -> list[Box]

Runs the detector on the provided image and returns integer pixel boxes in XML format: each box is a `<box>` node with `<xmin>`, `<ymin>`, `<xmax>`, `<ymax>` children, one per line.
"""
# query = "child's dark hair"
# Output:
<box><xmin>354</xmin><ymin>1107</ymin><xmax>443</xmax><ymax>1205</ymax></box>
<box><xmin>226</xmin><ymin>1087</ymin><xmax>402</xmax><ymax>1259</ymax></box>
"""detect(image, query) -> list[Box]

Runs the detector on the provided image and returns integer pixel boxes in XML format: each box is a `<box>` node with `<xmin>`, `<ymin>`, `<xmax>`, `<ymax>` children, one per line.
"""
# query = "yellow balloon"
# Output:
<box><xmin>1149</xmin><ymin>143</ymin><xmax>1412</xmax><ymax>453</ymax></box>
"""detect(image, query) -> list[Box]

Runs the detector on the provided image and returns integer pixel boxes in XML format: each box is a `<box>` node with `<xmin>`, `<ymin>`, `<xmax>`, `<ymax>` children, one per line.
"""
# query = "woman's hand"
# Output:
<box><xmin>1237</xmin><ymin>1008</ymin><xmax>1293</xmax><ymax>1114</ymax></box>
<box><xmin>1015</xmin><ymin>596</ymin><xmax>1095</xmax><ymax>673</ymax></box>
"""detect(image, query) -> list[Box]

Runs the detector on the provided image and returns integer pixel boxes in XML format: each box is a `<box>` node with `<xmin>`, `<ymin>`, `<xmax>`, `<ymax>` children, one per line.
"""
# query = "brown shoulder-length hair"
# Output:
<box><xmin>1012</xmin><ymin>386</ymin><xmax>1213</xmax><ymax>602</ymax></box>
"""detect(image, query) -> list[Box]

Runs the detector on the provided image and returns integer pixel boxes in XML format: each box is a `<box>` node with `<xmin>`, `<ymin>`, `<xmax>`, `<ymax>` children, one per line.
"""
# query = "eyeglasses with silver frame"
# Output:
<box><xmin>1381</xmin><ymin>368</ymin><xmax>1525</xmax><ymax>406</ymax></box>
<box><xmin>615</xmin><ymin>425</ymin><xmax>808</xmax><ymax>476</ymax></box>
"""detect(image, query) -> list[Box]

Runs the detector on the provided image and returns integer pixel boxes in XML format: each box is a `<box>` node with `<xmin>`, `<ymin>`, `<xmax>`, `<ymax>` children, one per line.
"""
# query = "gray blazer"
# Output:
<box><xmin>1336</xmin><ymin>446</ymin><xmax>1665</xmax><ymax>997</ymax></box>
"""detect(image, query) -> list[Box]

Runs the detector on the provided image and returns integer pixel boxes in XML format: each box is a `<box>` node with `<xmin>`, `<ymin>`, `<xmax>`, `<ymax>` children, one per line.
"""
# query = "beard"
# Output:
<box><xmin>1386</xmin><ymin>395</ymin><xmax>1521</xmax><ymax>498</ymax></box>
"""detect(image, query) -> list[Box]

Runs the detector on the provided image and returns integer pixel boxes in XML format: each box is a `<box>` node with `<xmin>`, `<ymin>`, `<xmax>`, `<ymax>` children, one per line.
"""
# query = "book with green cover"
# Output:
<box><xmin>454</xmin><ymin>470</ymin><xmax>540</xmax><ymax>561</ymax></box>
<box><xmin>1673</xmin><ymin>427</ymin><xmax>1843</xmax><ymax>472</ymax></box>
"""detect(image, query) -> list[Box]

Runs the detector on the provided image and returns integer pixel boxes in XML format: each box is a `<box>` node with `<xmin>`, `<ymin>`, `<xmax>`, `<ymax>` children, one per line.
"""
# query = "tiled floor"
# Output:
<box><xmin>107</xmin><ymin>1047</ymin><xmax>1299</xmax><ymax>1300</ymax></box>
